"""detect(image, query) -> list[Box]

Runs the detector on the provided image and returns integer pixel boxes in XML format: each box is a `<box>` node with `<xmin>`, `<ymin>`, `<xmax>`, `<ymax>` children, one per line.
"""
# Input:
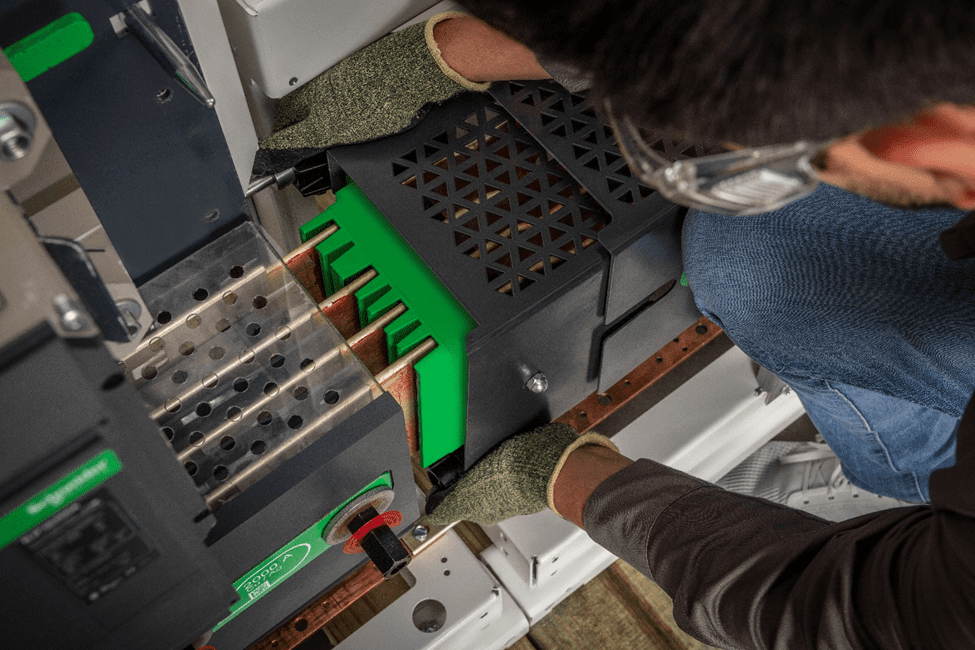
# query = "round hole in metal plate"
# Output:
<box><xmin>172</xmin><ymin>369</ymin><xmax>188</xmax><ymax>384</ymax></box>
<box><xmin>196</xmin><ymin>402</ymin><xmax>212</xmax><ymax>417</ymax></box>
<box><xmin>213</xmin><ymin>465</ymin><xmax>229</xmax><ymax>481</ymax></box>
<box><xmin>323</xmin><ymin>390</ymin><xmax>340</xmax><ymax>405</ymax></box>
<box><xmin>252</xmin><ymin>295</ymin><xmax>267</xmax><ymax>309</ymax></box>
<box><xmin>287</xmin><ymin>415</ymin><xmax>303</xmax><ymax>430</ymax></box>
<box><xmin>240</xmin><ymin>348</ymin><xmax>256</xmax><ymax>364</ymax></box>
<box><xmin>233</xmin><ymin>377</ymin><xmax>248</xmax><ymax>392</ymax></box>
<box><xmin>148</xmin><ymin>337</ymin><xmax>164</xmax><ymax>352</ymax></box>
<box><xmin>209</xmin><ymin>346</ymin><xmax>226</xmax><ymax>360</ymax></box>
<box><xmin>229</xmin><ymin>265</ymin><xmax>244</xmax><ymax>279</ymax></box>
<box><xmin>141</xmin><ymin>365</ymin><xmax>158</xmax><ymax>380</ymax></box>
<box><xmin>161</xmin><ymin>427</ymin><xmax>174</xmax><ymax>441</ymax></box>
<box><xmin>184</xmin><ymin>461</ymin><xmax>197</xmax><ymax>476</ymax></box>
<box><xmin>219</xmin><ymin>435</ymin><xmax>236</xmax><ymax>450</ymax></box>
<box><xmin>251</xmin><ymin>440</ymin><xmax>266</xmax><ymax>455</ymax></box>
<box><xmin>215</xmin><ymin>318</ymin><xmax>231</xmax><ymax>333</ymax></box>
<box><xmin>276</xmin><ymin>326</ymin><xmax>291</xmax><ymax>341</ymax></box>
<box><xmin>227</xmin><ymin>407</ymin><xmax>242</xmax><ymax>422</ymax></box>
<box><xmin>202</xmin><ymin>373</ymin><xmax>219</xmax><ymax>389</ymax></box>
<box><xmin>264</xmin><ymin>382</ymin><xmax>279</xmax><ymax>397</ymax></box>
<box><xmin>294</xmin><ymin>619</ymin><xmax>308</xmax><ymax>632</ymax></box>
<box><xmin>193</xmin><ymin>288</ymin><xmax>209</xmax><ymax>301</ymax></box>
<box><xmin>186</xmin><ymin>313</ymin><xmax>202</xmax><ymax>328</ymax></box>
<box><xmin>412</xmin><ymin>599</ymin><xmax>447</xmax><ymax>634</ymax></box>
<box><xmin>179</xmin><ymin>341</ymin><xmax>195</xmax><ymax>356</ymax></box>
<box><xmin>246</xmin><ymin>323</ymin><xmax>261</xmax><ymax>337</ymax></box>
<box><xmin>156</xmin><ymin>310</ymin><xmax>172</xmax><ymax>324</ymax></box>
<box><xmin>269</xmin><ymin>354</ymin><xmax>285</xmax><ymax>368</ymax></box>
<box><xmin>257</xmin><ymin>411</ymin><xmax>272</xmax><ymax>426</ymax></box>
<box><xmin>223</xmin><ymin>291</ymin><xmax>238</xmax><ymax>305</ymax></box>
<box><xmin>189</xmin><ymin>431</ymin><xmax>205</xmax><ymax>446</ymax></box>
<box><xmin>300</xmin><ymin>358</ymin><xmax>315</xmax><ymax>372</ymax></box>
<box><xmin>293</xmin><ymin>386</ymin><xmax>309</xmax><ymax>401</ymax></box>
<box><xmin>165</xmin><ymin>397</ymin><xmax>182</xmax><ymax>413</ymax></box>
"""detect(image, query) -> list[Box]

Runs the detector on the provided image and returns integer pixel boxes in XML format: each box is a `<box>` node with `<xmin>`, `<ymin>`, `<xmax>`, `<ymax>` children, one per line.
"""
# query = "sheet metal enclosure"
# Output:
<box><xmin>327</xmin><ymin>81</ymin><xmax>704</xmax><ymax>468</ymax></box>
<box><xmin>2</xmin><ymin>0</ymin><xmax>248</xmax><ymax>285</ymax></box>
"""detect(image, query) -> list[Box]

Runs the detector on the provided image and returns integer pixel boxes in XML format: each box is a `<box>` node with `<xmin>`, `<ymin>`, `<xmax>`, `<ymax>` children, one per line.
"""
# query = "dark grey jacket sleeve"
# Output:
<box><xmin>583</xmin><ymin>397</ymin><xmax>975</xmax><ymax>650</ymax></box>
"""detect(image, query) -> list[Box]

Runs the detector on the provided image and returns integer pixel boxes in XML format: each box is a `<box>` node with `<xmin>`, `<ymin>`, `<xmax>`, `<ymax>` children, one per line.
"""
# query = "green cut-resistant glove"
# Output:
<box><xmin>253</xmin><ymin>12</ymin><xmax>489</xmax><ymax>176</ymax></box>
<box><xmin>426</xmin><ymin>423</ymin><xmax>619</xmax><ymax>526</ymax></box>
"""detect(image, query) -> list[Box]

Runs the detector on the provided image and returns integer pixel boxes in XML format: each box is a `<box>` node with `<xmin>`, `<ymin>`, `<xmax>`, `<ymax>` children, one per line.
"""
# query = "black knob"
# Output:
<box><xmin>346</xmin><ymin>506</ymin><xmax>411</xmax><ymax>578</ymax></box>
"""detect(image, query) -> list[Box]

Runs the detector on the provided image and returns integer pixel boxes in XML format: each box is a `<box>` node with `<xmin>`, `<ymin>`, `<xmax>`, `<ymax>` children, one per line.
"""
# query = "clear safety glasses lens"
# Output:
<box><xmin>608</xmin><ymin>109</ymin><xmax>827</xmax><ymax>215</ymax></box>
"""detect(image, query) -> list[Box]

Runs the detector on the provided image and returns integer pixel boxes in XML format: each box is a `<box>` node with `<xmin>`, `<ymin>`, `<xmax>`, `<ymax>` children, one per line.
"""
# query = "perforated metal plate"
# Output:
<box><xmin>123</xmin><ymin>222</ymin><xmax>380</xmax><ymax>508</ymax></box>
<box><xmin>490</xmin><ymin>80</ymin><xmax>717</xmax><ymax>324</ymax></box>
<box><xmin>328</xmin><ymin>92</ymin><xmax>609</xmax><ymax>342</ymax></box>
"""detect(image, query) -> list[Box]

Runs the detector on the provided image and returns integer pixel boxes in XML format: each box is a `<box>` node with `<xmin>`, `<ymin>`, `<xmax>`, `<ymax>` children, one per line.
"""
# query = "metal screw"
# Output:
<box><xmin>53</xmin><ymin>294</ymin><xmax>92</xmax><ymax>333</ymax></box>
<box><xmin>526</xmin><ymin>371</ymin><xmax>548</xmax><ymax>394</ymax></box>
<box><xmin>0</xmin><ymin>103</ymin><xmax>36</xmax><ymax>162</ymax></box>
<box><xmin>115</xmin><ymin>299</ymin><xmax>143</xmax><ymax>337</ymax></box>
<box><xmin>412</xmin><ymin>525</ymin><xmax>429</xmax><ymax>542</ymax></box>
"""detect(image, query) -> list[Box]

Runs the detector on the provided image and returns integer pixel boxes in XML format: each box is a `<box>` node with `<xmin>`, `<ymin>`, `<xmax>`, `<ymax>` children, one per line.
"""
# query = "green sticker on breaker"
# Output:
<box><xmin>213</xmin><ymin>472</ymin><xmax>394</xmax><ymax>631</ymax></box>
<box><xmin>0</xmin><ymin>449</ymin><xmax>123</xmax><ymax>550</ymax></box>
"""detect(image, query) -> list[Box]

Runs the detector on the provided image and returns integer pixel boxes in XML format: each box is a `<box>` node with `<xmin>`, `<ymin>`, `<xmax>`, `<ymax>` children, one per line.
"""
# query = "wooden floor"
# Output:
<box><xmin>508</xmin><ymin>560</ymin><xmax>717</xmax><ymax>650</ymax></box>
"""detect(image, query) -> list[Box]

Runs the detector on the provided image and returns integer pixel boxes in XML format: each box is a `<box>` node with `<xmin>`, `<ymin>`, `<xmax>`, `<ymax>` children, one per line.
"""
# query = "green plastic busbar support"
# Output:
<box><xmin>300</xmin><ymin>184</ymin><xmax>476</xmax><ymax>467</ymax></box>
<box><xmin>214</xmin><ymin>472</ymin><xmax>393</xmax><ymax>631</ymax></box>
<box><xmin>356</xmin><ymin>276</ymin><xmax>393</xmax><ymax>326</ymax></box>
<box><xmin>314</xmin><ymin>230</ymin><xmax>355</xmax><ymax>295</ymax></box>
<box><xmin>395</xmin><ymin>322</ymin><xmax>433</xmax><ymax>360</ymax></box>
<box><xmin>3</xmin><ymin>13</ymin><xmax>94</xmax><ymax>82</ymax></box>
<box><xmin>386</xmin><ymin>311</ymin><xmax>423</xmax><ymax>361</ymax></box>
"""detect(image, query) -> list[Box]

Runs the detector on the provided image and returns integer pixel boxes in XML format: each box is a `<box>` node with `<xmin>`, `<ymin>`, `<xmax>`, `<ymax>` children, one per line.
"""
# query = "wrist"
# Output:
<box><xmin>431</xmin><ymin>15</ymin><xmax>549</xmax><ymax>84</ymax></box>
<box><xmin>552</xmin><ymin>444</ymin><xmax>633</xmax><ymax>528</ymax></box>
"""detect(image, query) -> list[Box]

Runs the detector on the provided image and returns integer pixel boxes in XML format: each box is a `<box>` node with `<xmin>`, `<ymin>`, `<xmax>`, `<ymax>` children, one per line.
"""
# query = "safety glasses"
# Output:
<box><xmin>607</xmin><ymin>103</ymin><xmax>830</xmax><ymax>215</ymax></box>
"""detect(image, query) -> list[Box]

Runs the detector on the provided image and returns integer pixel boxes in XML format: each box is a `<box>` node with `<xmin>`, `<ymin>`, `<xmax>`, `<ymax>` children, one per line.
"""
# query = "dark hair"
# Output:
<box><xmin>457</xmin><ymin>0</ymin><xmax>975</xmax><ymax>146</ymax></box>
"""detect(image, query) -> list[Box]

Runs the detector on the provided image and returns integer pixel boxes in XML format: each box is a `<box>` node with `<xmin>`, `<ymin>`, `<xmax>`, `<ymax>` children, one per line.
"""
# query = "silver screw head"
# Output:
<box><xmin>0</xmin><ymin>103</ymin><xmax>36</xmax><ymax>162</ymax></box>
<box><xmin>53</xmin><ymin>294</ymin><xmax>92</xmax><ymax>333</ymax></box>
<box><xmin>412</xmin><ymin>525</ymin><xmax>429</xmax><ymax>542</ymax></box>
<box><xmin>526</xmin><ymin>372</ymin><xmax>548</xmax><ymax>394</ymax></box>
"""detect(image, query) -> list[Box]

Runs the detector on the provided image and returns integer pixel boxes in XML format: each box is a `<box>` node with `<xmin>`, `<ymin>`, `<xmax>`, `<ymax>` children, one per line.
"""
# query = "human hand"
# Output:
<box><xmin>426</xmin><ymin>423</ymin><xmax>617</xmax><ymax>526</ymax></box>
<box><xmin>253</xmin><ymin>12</ymin><xmax>488</xmax><ymax>176</ymax></box>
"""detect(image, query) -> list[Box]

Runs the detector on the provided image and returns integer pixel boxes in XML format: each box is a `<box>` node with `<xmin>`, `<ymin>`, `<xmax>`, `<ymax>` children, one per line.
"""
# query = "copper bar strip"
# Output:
<box><xmin>149</xmin><ymin>306</ymin><xmax>330</xmax><ymax>421</ymax></box>
<box><xmin>375</xmin><ymin>337</ymin><xmax>436</xmax><ymax>385</ymax></box>
<box><xmin>320</xmin><ymin>268</ymin><xmax>378</xmax><ymax>308</ymax></box>
<box><xmin>176</xmin><ymin>344</ymin><xmax>346</xmax><ymax>463</ymax></box>
<box><xmin>124</xmin><ymin>266</ymin><xmax>267</xmax><ymax>367</ymax></box>
<box><xmin>318</xmin><ymin>269</ymin><xmax>379</xmax><ymax>340</ymax></box>
<box><xmin>204</xmin><ymin>382</ymin><xmax>378</xmax><ymax>508</ymax></box>
<box><xmin>556</xmin><ymin>317</ymin><xmax>722</xmax><ymax>433</ymax></box>
<box><xmin>282</xmin><ymin>224</ymin><xmax>339</xmax><ymax>265</ymax></box>
<box><xmin>383</xmin><ymin>364</ymin><xmax>419</xmax><ymax>455</ymax></box>
<box><xmin>248</xmin><ymin>563</ymin><xmax>385</xmax><ymax>650</ymax></box>
<box><xmin>346</xmin><ymin>303</ymin><xmax>407</xmax><ymax>349</ymax></box>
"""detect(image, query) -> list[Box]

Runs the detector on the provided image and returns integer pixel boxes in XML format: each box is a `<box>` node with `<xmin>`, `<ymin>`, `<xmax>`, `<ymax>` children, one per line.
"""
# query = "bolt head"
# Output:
<box><xmin>526</xmin><ymin>372</ymin><xmax>548</xmax><ymax>394</ymax></box>
<box><xmin>0</xmin><ymin>105</ymin><xmax>34</xmax><ymax>161</ymax></box>
<box><xmin>412</xmin><ymin>525</ymin><xmax>429</xmax><ymax>542</ymax></box>
<box><xmin>60</xmin><ymin>309</ymin><xmax>86</xmax><ymax>331</ymax></box>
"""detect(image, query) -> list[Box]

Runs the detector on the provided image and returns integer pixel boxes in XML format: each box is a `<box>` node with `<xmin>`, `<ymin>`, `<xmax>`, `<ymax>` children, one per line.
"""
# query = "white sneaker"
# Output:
<box><xmin>718</xmin><ymin>440</ymin><xmax>914</xmax><ymax>521</ymax></box>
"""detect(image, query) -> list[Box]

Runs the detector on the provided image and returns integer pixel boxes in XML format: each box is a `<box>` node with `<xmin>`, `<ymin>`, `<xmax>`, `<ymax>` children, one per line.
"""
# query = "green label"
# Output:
<box><xmin>213</xmin><ymin>472</ymin><xmax>394</xmax><ymax>631</ymax></box>
<box><xmin>3</xmin><ymin>13</ymin><xmax>95</xmax><ymax>82</ymax></box>
<box><xmin>0</xmin><ymin>450</ymin><xmax>122</xmax><ymax>549</ymax></box>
